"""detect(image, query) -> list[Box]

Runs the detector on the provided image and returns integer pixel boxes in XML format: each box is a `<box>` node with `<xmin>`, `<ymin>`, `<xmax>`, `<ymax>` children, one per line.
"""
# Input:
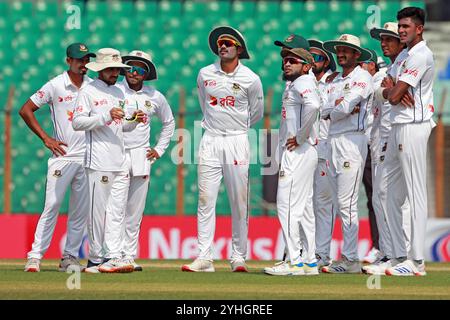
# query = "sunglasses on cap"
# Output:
<box><xmin>126</xmin><ymin>66</ymin><xmax>147</xmax><ymax>76</ymax></box>
<box><xmin>311</xmin><ymin>53</ymin><xmax>327</xmax><ymax>62</ymax></box>
<box><xmin>217</xmin><ymin>38</ymin><xmax>241</xmax><ymax>48</ymax></box>
<box><xmin>283</xmin><ymin>56</ymin><xmax>307</xmax><ymax>65</ymax></box>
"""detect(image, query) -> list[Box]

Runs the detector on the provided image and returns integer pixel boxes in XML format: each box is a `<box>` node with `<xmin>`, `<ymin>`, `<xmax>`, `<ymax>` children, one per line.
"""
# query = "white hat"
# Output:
<box><xmin>85</xmin><ymin>48</ymin><xmax>131</xmax><ymax>72</ymax></box>
<box><xmin>370</xmin><ymin>22</ymin><xmax>400</xmax><ymax>41</ymax></box>
<box><xmin>121</xmin><ymin>50</ymin><xmax>157</xmax><ymax>81</ymax></box>
<box><xmin>323</xmin><ymin>34</ymin><xmax>373</xmax><ymax>62</ymax></box>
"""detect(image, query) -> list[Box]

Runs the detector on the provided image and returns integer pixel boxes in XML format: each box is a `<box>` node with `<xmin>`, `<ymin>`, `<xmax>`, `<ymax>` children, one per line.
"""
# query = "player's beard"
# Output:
<box><xmin>312</xmin><ymin>64</ymin><xmax>324</xmax><ymax>75</ymax></box>
<box><xmin>283</xmin><ymin>70</ymin><xmax>301</xmax><ymax>82</ymax></box>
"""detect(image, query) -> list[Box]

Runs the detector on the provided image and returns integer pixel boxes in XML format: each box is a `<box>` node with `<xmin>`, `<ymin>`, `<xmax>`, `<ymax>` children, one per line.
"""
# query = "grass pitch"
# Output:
<box><xmin>0</xmin><ymin>259</ymin><xmax>449</xmax><ymax>300</ymax></box>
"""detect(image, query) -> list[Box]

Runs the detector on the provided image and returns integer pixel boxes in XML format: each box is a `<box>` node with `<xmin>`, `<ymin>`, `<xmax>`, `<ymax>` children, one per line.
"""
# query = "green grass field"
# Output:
<box><xmin>0</xmin><ymin>260</ymin><xmax>449</xmax><ymax>300</ymax></box>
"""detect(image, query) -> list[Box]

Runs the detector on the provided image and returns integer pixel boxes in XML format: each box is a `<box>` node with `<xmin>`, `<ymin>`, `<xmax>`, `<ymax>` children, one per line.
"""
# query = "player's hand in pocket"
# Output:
<box><xmin>285</xmin><ymin>137</ymin><xmax>299</xmax><ymax>151</ymax></box>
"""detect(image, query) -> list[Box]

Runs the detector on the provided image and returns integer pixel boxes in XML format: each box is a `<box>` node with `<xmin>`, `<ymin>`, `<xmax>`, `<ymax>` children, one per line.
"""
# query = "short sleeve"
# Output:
<box><xmin>29</xmin><ymin>81</ymin><xmax>53</xmax><ymax>108</ymax></box>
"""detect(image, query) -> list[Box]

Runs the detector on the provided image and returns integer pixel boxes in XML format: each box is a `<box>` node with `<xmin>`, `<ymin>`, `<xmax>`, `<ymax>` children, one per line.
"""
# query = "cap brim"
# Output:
<box><xmin>274</xmin><ymin>40</ymin><xmax>292</xmax><ymax>49</ymax></box>
<box><xmin>208</xmin><ymin>26</ymin><xmax>250</xmax><ymax>59</ymax></box>
<box><xmin>323</xmin><ymin>41</ymin><xmax>372</xmax><ymax>62</ymax></box>
<box><xmin>370</xmin><ymin>28</ymin><xmax>400</xmax><ymax>41</ymax></box>
<box><xmin>70</xmin><ymin>52</ymin><xmax>97</xmax><ymax>59</ymax></box>
<box><xmin>121</xmin><ymin>56</ymin><xmax>158</xmax><ymax>81</ymax></box>
<box><xmin>86</xmin><ymin>62</ymin><xmax>131</xmax><ymax>72</ymax></box>
<box><xmin>308</xmin><ymin>39</ymin><xmax>337</xmax><ymax>72</ymax></box>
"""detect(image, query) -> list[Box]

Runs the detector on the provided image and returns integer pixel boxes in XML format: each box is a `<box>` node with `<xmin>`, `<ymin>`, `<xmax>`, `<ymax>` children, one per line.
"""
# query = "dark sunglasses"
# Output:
<box><xmin>127</xmin><ymin>66</ymin><xmax>147</xmax><ymax>76</ymax></box>
<box><xmin>217</xmin><ymin>39</ymin><xmax>240</xmax><ymax>48</ymax></box>
<box><xmin>283</xmin><ymin>56</ymin><xmax>305</xmax><ymax>65</ymax></box>
<box><xmin>311</xmin><ymin>53</ymin><xmax>327</xmax><ymax>62</ymax></box>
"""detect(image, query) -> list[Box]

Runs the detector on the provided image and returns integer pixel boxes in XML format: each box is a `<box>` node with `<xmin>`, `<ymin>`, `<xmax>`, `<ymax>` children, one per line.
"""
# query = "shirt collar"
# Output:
<box><xmin>318</xmin><ymin>70</ymin><xmax>332</xmax><ymax>84</ymax></box>
<box><xmin>213</xmin><ymin>60</ymin><xmax>242</xmax><ymax>76</ymax></box>
<box><xmin>339</xmin><ymin>65</ymin><xmax>361</xmax><ymax>80</ymax></box>
<box><xmin>63</xmin><ymin>71</ymin><xmax>90</xmax><ymax>89</ymax></box>
<box><xmin>407</xmin><ymin>40</ymin><xmax>426</xmax><ymax>55</ymax></box>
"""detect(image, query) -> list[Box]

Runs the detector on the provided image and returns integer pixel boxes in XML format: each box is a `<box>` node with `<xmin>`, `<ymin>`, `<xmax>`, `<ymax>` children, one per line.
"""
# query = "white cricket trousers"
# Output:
<box><xmin>277</xmin><ymin>143</ymin><xmax>318</xmax><ymax>265</ymax></box>
<box><xmin>196</xmin><ymin>132</ymin><xmax>250</xmax><ymax>262</ymax></box>
<box><xmin>27</xmin><ymin>159</ymin><xmax>88</xmax><ymax>260</ymax></box>
<box><xmin>86</xmin><ymin>169</ymin><xmax>130</xmax><ymax>263</ymax></box>
<box><xmin>384</xmin><ymin>120</ymin><xmax>434</xmax><ymax>261</ymax></box>
<box><xmin>371</xmin><ymin>139</ymin><xmax>411</xmax><ymax>259</ymax></box>
<box><xmin>329</xmin><ymin>132</ymin><xmax>368</xmax><ymax>261</ymax></box>
<box><xmin>314</xmin><ymin>158</ymin><xmax>335</xmax><ymax>261</ymax></box>
<box><xmin>121</xmin><ymin>151</ymin><xmax>150</xmax><ymax>259</ymax></box>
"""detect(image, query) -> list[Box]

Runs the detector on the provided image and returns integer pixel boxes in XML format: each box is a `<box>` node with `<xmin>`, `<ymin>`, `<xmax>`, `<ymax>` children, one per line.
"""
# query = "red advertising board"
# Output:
<box><xmin>0</xmin><ymin>215</ymin><xmax>448</xmax><ymax>261</ymax></box>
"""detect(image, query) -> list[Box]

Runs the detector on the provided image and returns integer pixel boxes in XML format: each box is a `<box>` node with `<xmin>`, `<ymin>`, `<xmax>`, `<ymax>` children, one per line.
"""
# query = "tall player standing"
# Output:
<box><xmin>182</xmin><ymin>26</ymin><xmax>264</xmax><ymax>272</ymax></box>
<box><xmin>20</xmin><ymin>43</ymin><xmax>95</xmax><ymax>272</ymax></box>
<box><xmin>381</xmin><ymin>7</ymin><xmax>435</xmax><ymax>276</ymax></box>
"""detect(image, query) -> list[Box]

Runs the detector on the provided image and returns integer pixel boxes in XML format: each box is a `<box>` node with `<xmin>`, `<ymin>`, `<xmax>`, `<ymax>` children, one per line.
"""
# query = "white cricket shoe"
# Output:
<box><xmin>363</xmin><ymin>247</ymin><xmax>384</xmax><ymax>264</ymax></box>
<box><xmin>322</xmin><ymin>256</ymin><xmax>361</xmax><ymax>274</ymax></box>
<box><xmin>385</xmin><ymin>260</ymin><xmax>426</xmax><ymax>276</ymax></box>
<box><xmin>303</xmin><ymin>263</ymin><xmax>319</xmax><ymax>276</ymax></box>
<box><xmin>362</xmin><ymin>258</ymin><xmax>393</xmax><ymax>275</ymax></box>
<box><xmin>263</xmin><ymin>260</ymin><xmax>288</xmax><ymax>274</ymax></box>
<box><xmin>230</xmin><ymin>259</ymin><xmax>248</xmax><ymax>272</ymax></box>
<box><xmin>84</xmin><ymin>265</ymin><xmax>101</xmax><ymax>274</ymax></box>
<box><xmin>264</xmin><ymin>262</ymin><xmax>305</xmax><ymax>276</ymax></box>
<box><xmin>98</xmin><ymin>258</ymin><xmax>134</xmax><ymax>273</ymax></box>
<box><xmin>24</xmin><ymin>258</ymin><xmax>40</xmax><ymax>272</ymax></box>
<box><xmin>123</xmin><ymin>258</ymin><xmax>143</xmax><ymax>272</ymax></box>
<box><xmin>181</xmin><ymin>259</ymin><xmax>215</xmax><ymax>272</ymax></box>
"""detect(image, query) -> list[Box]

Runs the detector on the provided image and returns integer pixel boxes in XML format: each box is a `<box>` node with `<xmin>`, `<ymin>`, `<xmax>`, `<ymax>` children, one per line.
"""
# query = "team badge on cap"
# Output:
<box><xmin>286</xmin><ymin>35</ymin><xmax>295</xmax><ymax>42</ymax></box>
<box><xmin>101</xmin><ymin>176</ymin><xmax>109</xmax><ymax>184</ymax></box>
<box><xmin>79</xmin><ymin>44</ymin><xmax>87</xmax><ymax>52</ymax></box>
<box><xmin>53</xmin><ymin>170</ymin><xmax>62</xmax><ymax>177</ymax></box>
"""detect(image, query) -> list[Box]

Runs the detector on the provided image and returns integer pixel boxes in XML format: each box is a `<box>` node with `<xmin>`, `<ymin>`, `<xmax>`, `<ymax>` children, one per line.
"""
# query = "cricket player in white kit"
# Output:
<box><xmin>380</xmin><ymin>7</ymin><xmax>435</xmax><ymax>276</ymax></box>
<box><xmin>182</xmin><ymin>26</ymin><xmax>264</xmax><ymax>273</ymax></box>
<box><xmin>264</xmin><ymin>48</ymin><xmax>320</xmax><ymax>276</ymax></box>
<box><xmin>308</xmin><ymin>39</ymin><xmax>338</xmax><ymax>269</ymax></box>
<box><xmin>363</xmin><ymin>22</ymin><xmax>410</xmax><ymax>275</ymax></box>
<box><xmin>117</xmin><ymin>51</ymin><xmax>175</xmax><ymax>271</ymax></box>
<box><xmin>72</xmin><ymin>48</ymin><xmax>145</xmax><ymax>273</ymax></box>
<box><xmin>20</xmin><ymin>43</ymin><xmax>95</xmax><ymax>272</ymax></box>
<box><xmin>321</xmin><ymin>35</ymin><xmax>374</xmax><ymax>274</ymax></box>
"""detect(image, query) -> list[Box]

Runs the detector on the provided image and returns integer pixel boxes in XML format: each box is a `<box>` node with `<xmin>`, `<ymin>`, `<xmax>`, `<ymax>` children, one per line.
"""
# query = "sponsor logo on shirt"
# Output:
<box><xmin>67</xmin><ymin>110</ymin><xmax>74</xmax><ymax>121</ymax></box>
<box><xmin>204</xmin><ymin>80</ymin><xmax>216</xmax><ymax>87</ymax></box>
<box><xmin>233</xmin><ymin>159</ymin><xmax>249</xmax><ymax>166</ymax></box>
<box><xmin>94</xmin><ymin>99</ymin><xmax>108</xmax><ymax>106</ymax></box>
<box><xmin>429</xmin><ymin>105</ymin><xmax>434</xmax><ymax>112</ymax></box>
<box><xmin>300</xmin><ymin>88</ymin><xmax>312</xmax><ymax>97</ymax></box>
<box><xmin>281</xmin><ymin>106</ymin><xmax>287</xmax><ymax>119</ymax></box>
<box><xmin>58</xmin><ymin>95</ymin><xmax>74</xmax><ymax>103</ymax></box>
<box><xmin>403</xmin><ymin>68</ymin><xmax>419</xmax><ymax>77</ymax></box>
<box><xmin>352</xmin><ymin>81</ymin><xmax>367</xmax><ymax>89</ymax></box>
<box><xmin>209</xmin><ymin>95</ymin><xmax>235</xmax><ymax>107</ymax></box>
<box><xmin>36</xmin><ymin>90</ymin><xmax>45</xmax><ymax>99</ymax></box>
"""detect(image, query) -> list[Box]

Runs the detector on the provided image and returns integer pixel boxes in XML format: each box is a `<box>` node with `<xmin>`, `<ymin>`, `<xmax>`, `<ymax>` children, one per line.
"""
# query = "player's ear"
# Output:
<box><xmin>237</xmin><ymin>46</ymin><xmax>243</xmax><ymax>55</ymax></box>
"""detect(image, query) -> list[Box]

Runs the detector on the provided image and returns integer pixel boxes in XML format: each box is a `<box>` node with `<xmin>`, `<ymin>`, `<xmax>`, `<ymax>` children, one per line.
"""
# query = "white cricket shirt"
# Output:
<box><xmin>197</xmin><ymin>61</ymin><xmax>264</xmax><ymax>136</ymax></box>
<box><xmin>72</xmin><ymin>78</ymin><xmax>137</xmax><ymax>171</ymax></box>
<box><xmin>322</xmin><ymin>65</ymin><xmax>374</xmax><ymax>136</ymax></box>
<box><xmin>30</xmin><ymin>71</ymin><xmax>92</xmax><ymax>160</ymax></box>
<box><xmin>389</xmin><ymin>40</ymin><xmax>435</xmax><ymax>124</ymax></box>
<box><xmin>279</xmin><ymin>73</ymin><xmax>320</xmax><ymax>149</ymax></box>
<box><xmin>116</xmin><ymin>79</ymin><xmax>175</xmax><ymax>156</ymax></box>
